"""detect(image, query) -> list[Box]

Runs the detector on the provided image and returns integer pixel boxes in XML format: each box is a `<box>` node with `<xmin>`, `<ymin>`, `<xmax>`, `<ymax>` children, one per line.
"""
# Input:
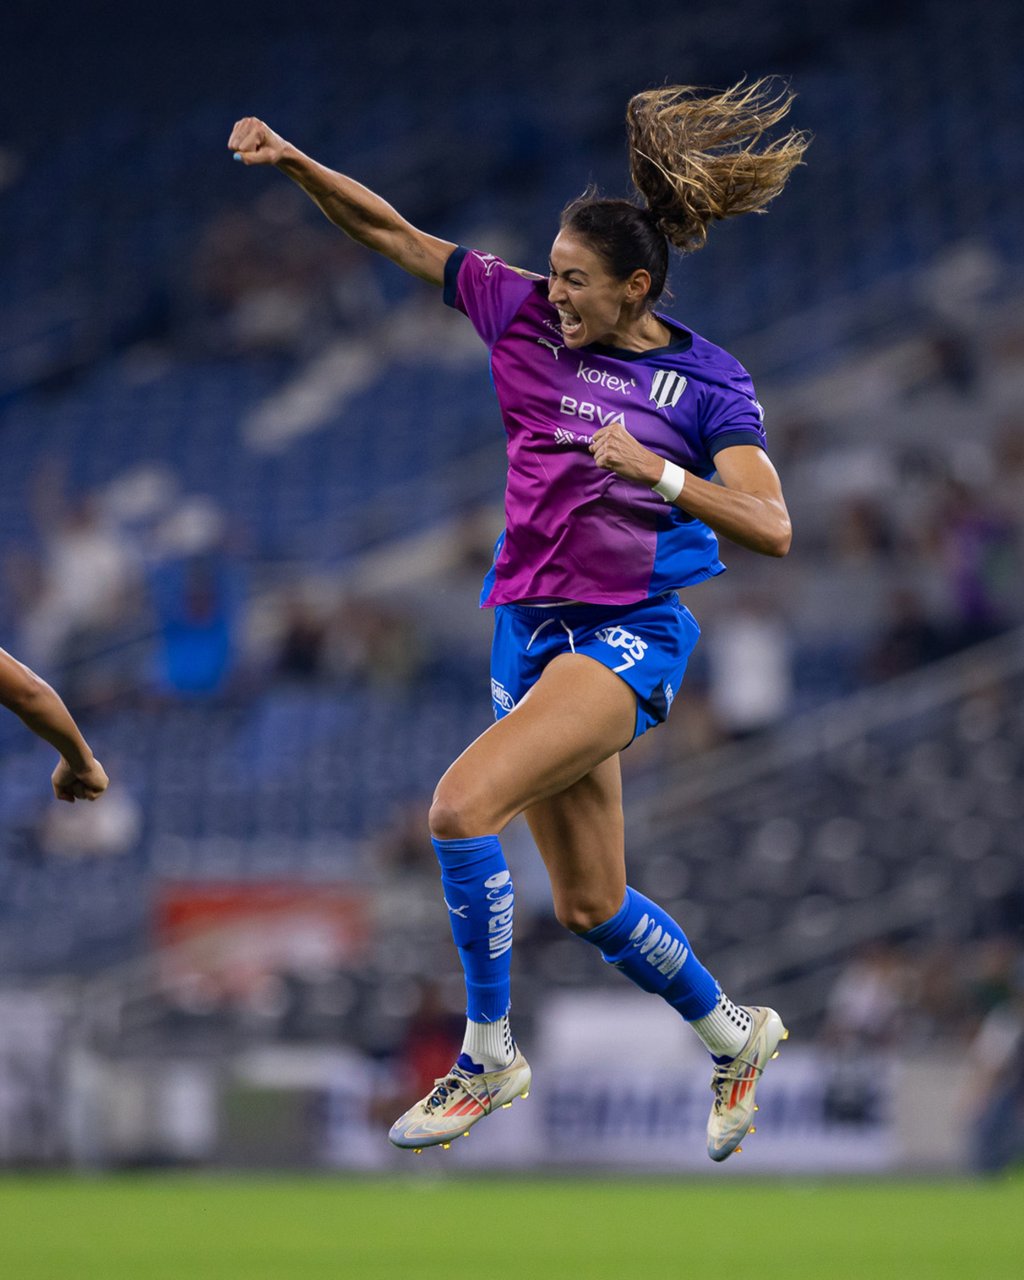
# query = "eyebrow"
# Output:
<box><xmin>548</xmin><ymin>261</ymin><xmax>589</xmax><ymax>280</ymax></box>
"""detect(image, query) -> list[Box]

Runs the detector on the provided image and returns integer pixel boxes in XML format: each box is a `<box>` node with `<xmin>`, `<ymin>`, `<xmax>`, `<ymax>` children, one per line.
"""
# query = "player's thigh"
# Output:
<box><xmin>524</xmin><ymin>753</ymin><xmax>627</xmax><ymax>931</ymax></box>
<box><xmin>430</xmin><ymin>653</ymin><xmax>636</xmax><ymax>838</ymax></box>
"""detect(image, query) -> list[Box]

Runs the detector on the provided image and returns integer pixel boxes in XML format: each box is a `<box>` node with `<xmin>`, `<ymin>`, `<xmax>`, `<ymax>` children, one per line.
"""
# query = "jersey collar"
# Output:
<box><xmin>586</xmin><ymin>315</ymin><xmax>694</xmax><ymax>363</ymax></box>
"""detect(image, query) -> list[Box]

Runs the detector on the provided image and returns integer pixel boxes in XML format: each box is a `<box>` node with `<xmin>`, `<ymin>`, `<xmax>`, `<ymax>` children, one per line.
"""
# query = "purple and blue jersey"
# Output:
<box><xmin>443</xmin><ymin>246</ymin><xmax>769</xmax><ymax>608</ymax></box>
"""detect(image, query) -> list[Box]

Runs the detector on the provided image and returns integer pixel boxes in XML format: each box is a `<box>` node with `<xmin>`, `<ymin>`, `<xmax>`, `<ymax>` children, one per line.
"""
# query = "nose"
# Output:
<box><xmin>547</xmin><ymin>273</ymin><xmax>566</xmax><ymax>306</ymax></box>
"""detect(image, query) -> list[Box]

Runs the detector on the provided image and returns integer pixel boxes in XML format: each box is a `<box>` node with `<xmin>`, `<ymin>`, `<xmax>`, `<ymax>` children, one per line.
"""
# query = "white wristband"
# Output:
<box><xmin>652</xmin><ymin>459</ymin><xmax>686</xmax><ymax>502</ymax></box>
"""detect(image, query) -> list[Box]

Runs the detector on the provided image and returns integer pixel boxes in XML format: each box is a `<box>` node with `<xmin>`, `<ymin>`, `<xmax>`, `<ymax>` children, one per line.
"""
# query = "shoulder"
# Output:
<box><xmin>444</xmin><ymin>248</ymin><xmax>549</xmax><ymax>345</ymax></box>
<box><xmin>656</xmin><ymin>316</ymin><xmax>755</xmax><ymax>393</ymax></box>
<box><xmin>447</xmin><ymin>247</ymin><xmax>544</xmax><ymax>290</ymax></box>
<box><xmin>445</xmin><ymin>246</ymin><xmax>547</xmax><ymax>308</ymax></box>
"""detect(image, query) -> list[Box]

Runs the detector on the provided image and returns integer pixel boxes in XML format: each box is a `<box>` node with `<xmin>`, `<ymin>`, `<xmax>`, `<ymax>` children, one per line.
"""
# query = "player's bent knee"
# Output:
<box><xmin>555</xmin><ymin>894</ymin><xmax>624</xmax><ymax>935</ymax></box>
<box><xmin>428</xmin><ymin>794</ymin><xmax>494</xmax><ymax>841</ymax></box>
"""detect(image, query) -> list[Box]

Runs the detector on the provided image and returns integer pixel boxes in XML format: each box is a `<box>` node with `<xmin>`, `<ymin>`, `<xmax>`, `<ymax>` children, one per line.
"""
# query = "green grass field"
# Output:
<box><xmin>1</xmin><ymin>1173</ymin><xmax>1021</xmax><ymax>1279</ymax></box>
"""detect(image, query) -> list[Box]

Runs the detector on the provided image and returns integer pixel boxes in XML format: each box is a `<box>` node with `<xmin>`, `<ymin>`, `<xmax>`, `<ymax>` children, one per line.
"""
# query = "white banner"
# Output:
<box><xmin>321</xmin><ymin>992</ymin><xmax>899</xmax><ymax>1173</ymax></box>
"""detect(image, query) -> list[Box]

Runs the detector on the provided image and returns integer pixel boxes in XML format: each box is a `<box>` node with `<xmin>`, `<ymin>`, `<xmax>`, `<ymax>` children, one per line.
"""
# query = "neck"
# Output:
<box><xmin>608</xmin><ymin>309</ymin><xmax>671</xmax><ymax>352</ymax></box>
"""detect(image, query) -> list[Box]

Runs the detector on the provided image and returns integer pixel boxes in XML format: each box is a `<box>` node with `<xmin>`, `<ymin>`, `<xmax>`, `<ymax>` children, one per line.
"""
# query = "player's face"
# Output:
<box><xmin>547</xmin><ymin>231</ymin><xmax>648</xmax><ymax>349</ymax></box>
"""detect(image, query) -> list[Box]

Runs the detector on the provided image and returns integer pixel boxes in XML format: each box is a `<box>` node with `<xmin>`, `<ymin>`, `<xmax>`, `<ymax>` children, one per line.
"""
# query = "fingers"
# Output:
<box><xmin>227</xmin><ymin>117</ymin><xmax>266</xmax><ymax>163</ymax></box>
<box><xmin>589</xmin><ymin>423</ymin><xmax>660</xmax><ymax>484</ymax></box>
<box><xmin>589</xmin><ymin>424</ymin><xmax>618</xmax><ymax>470</ymax></box>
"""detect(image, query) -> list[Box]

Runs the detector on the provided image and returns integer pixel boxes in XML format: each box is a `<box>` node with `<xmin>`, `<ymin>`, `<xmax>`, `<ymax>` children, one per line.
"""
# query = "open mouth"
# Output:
<box><xmin>557</xmin><ymin>309</ymin><xmax>583</xmax><ymax>338</ymax></box>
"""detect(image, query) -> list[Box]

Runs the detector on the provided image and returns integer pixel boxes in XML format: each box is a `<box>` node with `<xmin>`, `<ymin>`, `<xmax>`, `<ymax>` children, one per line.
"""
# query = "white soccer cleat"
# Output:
<box><xmin>388</xmin><ymin>1048</ymin><xmax>532</xmax><ymax>1151</ymax></box>
<box><xmin>706</xmin><ymin>1005</ymin><xmax>788</xmax><ymax>1163</ymax></box>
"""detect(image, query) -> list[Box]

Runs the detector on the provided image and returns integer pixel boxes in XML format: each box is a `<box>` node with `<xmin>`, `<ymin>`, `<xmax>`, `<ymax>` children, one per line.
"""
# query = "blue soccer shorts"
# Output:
<box><xmin>489</xmin><ymin>593</ymin><xmax>700</xmax><ymax>743</ymax></box>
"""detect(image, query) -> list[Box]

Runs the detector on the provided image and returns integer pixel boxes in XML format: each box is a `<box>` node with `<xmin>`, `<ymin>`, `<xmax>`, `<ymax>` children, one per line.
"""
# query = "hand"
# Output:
<box><xmin>228</xmin><ymin>117</ymin><xmax>289</xmax><ymax>166</ymax></box>
<box><xmin>589</xmin><ymin>422</ymin><xmax>664</xmax><ymax>487</ymax></box>
<box><xmin>52</xmin><ymin>757</ymin><xmax>109</xmax><ymax>803</ymax></box>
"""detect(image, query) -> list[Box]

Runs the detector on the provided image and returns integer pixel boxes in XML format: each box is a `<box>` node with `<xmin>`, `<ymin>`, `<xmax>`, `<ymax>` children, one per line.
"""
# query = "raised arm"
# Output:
<box><xmin>0</xmin><ymin>648</ymin><xmax>109</xmax><ymax>801</ymax></box>
<box><xmin>228</xmin><ymin>118</ymin><xmax>456</xmax><ymax>286</ymax></box>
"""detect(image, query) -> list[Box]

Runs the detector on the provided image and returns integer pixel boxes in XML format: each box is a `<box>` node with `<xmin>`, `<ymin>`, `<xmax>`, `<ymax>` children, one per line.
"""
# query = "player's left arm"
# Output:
<box><xmin>589</xmin><ymin>427</ymin><xmax>791</xmax><ymax>557</ymax></box>
<box><xmin>0</xmin><ymin>648</ymin><xmax>109</xmax><ymax>801</ymax></box>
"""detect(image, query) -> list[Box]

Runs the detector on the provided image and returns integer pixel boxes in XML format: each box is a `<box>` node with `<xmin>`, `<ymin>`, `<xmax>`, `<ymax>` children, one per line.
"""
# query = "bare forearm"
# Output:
<box><xmin>670</xmin><ymin>470</ymin><xmax>792</xmax><ymax>557</ymax></box>
<box><xmin>276</xmin><ymin>146</ymin><xmax>405</xmax><ymax>251</ymax></box>
<box><xmin>274</xmin><ymin>146</ymin><xmax>446</xmax><ymax>282</ymax></box>
<box><xmin>589</xmin><ymin>428</ymin><xmax>792</xmax><ymax>558</ymax></box>
<box><xmin>2</xmin><ymin>675</ymin><xmax>94</xmax><ymax>770</ymax></box>
<box><xmin>229</xmin><ymin>118</ymin><xmax>453</xmax><ymax>284</ymax></box>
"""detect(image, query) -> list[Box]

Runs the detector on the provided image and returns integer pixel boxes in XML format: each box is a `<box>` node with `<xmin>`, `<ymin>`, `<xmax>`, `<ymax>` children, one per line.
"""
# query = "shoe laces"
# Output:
<box><xmin>710</xmin><ymin>1049</ymin><xmax>763</xmax><ymax>1111</ymax></box>
<box><xmin>424</xmin><ymin>1065</ymin><xmax>481</xmax><ymax>1113</ymax></box>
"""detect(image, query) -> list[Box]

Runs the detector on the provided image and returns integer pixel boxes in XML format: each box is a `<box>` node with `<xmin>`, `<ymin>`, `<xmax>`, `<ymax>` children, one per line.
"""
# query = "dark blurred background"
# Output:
<box><xmin>0</xmin><ymin>0</ymin><xmax>1022</xmax><ymax>1174</ymax></box>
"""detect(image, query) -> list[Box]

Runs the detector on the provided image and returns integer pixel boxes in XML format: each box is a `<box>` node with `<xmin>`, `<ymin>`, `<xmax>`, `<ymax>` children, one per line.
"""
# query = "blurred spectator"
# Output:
<box><xmin>149</xmin><ymin>552</ymin><xmax>245</xmax><ymax>699</ymax></box>
<box><xmin>990</xmin><ymin>418</ymin><xmax>1024</xmax><ymax>523</ymax></box>
<box><xmin>705</xmin><ymin>596</ymin><xmax>793</xmax><ymax>739</ymax></box>
<box><xmin>274</xmin><ymin>593</ymin><xmax>330</xmax><ymax>681</ymax></box>
<box><xmin>911</xmin><ymin>326</ymin><xmax>978</xmax><ymax>398</ymax></box>
<box><xmin>38</xmin><ymin>775</ymin><xmax>142</xmax><ymax>858</ymax></box>
<box><xmin>190</xmin><ymin>191</ymin><xmax>385</xmax><ymax>360</ymax></box>
<box><xmin>823</xmin><ymin>941</ymin><xmax>909</xmax><ymax>1050</ymax></box>
<box><xmin>864</xmin><ymin>588</ymin><xmax>949</xmax><ymax>682</ymax></box>
<box><xmin>374</xmin><ymin>798</ymin><xmax>434</xmax><ymax>877</ymax></box>
<box><xmin>391</xmin><ymin>981</ymin><xmax>463</xmax><ymax>1111</ymax></box>
<box><xmin>965</xmin><ymin>982</ymin><xmax>1024</xmax><ymax>1175</ymax></box>
<box><xmin>928</xmin><ymin>479</ymin><xmax>1017</xmax><ymax>648</ymax></box>
<box><xmin>830</xmin><ymin>496</ymin><xmax>896</xmax><ymax>564</ymax></box>
<box><xmin>19</xmin><ymin>465</ymin><xmax>143</xmax><ymax>675</ymax></box>
<box><xmin>328</xmin><ymin>596</ymin><xmax>426</xmax><ymax>689</ymax></box>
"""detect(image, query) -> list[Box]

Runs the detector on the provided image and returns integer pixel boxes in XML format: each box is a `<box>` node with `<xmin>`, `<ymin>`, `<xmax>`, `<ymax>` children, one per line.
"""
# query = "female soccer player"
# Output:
<box><xmin>0</xmin><ymin>647</ymin><xmax>108</xmax><ymax>801</ymax></box>
<box><xmin>229</xmin><ymin>78</ymin><xmax>807</xmax><ymax>1162</ymax></box>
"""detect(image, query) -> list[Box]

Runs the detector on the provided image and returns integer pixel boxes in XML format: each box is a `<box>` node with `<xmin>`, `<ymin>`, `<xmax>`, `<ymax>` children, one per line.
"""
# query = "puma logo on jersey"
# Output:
<box><xmin>537</xmin><ymin>337</ymin><xmax>563</xmax><ymax>359</ymax></box>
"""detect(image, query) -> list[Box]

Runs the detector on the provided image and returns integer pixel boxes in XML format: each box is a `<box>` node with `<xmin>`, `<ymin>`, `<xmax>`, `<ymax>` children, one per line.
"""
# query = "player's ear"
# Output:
<box><xmin>627</xmin><ymin>269</ymin><xmax>652</xmax><ymax>303</ymax></box>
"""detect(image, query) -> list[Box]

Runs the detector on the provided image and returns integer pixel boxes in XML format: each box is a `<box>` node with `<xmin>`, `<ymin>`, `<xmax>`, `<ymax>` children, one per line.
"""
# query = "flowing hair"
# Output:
<box><xmin>626</xmin><ymin>76</ymin><xmax>811</xmax><ymax>255</ymax></box>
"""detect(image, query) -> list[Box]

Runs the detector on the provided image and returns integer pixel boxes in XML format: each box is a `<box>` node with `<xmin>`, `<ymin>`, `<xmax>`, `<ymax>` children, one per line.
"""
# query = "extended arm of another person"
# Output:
<box><xmin>228</xmin><ymin>117</ymin><xmax>456</xmax><ymax>286</ymax></box>
<box><xmin>0</xmin><ymin>648</ymin><xmax>109</xmax><ymax>802</ymax></box>
<box><xmin>589</xmin><ymin>426</ymin><xmax>791</xmax><ymax>557</ymax></box>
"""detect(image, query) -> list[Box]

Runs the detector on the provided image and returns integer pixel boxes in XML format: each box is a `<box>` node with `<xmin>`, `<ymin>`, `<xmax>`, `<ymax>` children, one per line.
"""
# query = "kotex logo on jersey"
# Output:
<box><xmin>575</xmin><ymin>363</ymin><xmax>636</xmax><ymax>396</ymax></box>
<box><xmin>648</xmin><ymin>369</ymin><xmax>688</xmax><ymax>410</ymax></box>
<box><xmin>594</xmin><ymin>624</ymin><xmax>649</xmax><ymax>673</ymax></box>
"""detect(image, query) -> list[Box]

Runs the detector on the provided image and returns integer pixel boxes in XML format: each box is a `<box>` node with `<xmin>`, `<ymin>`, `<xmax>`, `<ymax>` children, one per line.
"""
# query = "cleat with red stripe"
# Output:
<box><xmin>706</xmin><ymin>1006</ymin><xmax>787</xmax><ymax>1163</ymax></box>
<box><xmin>388</xmin><ymin>1048</ymin><xmax>532</xmax><ymax>1150</ymax></box>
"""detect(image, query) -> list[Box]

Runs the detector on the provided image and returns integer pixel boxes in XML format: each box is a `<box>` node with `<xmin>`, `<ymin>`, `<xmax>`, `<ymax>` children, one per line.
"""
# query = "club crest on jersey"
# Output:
<box><xmin>649</xmin><ymin>369</ymin><xmax>688</xmax><ymax>410</ymax></box>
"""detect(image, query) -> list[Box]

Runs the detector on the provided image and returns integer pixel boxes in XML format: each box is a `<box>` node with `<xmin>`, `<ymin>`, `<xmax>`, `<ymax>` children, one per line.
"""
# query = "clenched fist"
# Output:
<box><xmin>589</xmin><ymin>421</ymin><xmax>664</xmax><ymax>487</ymax></box>
<box><xmin>52</xmin><ymin>756</ymin><xmax>109</xmax><ymax>803</ymax></box>
<box><xmin>228</xmin><ymin>117</ymin><xmax>289</xmax><ymax>166</ymax></box>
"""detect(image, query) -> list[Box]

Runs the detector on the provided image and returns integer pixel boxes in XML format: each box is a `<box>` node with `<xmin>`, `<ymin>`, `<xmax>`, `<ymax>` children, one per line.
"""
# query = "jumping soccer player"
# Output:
<box><xmin>0</xmin><ymin>647</ymin><xmax>108</xmax><ymax>801</ymax></box>
<box><xmin>229</xmin><ymin>77</ymin><xmax>808</xmax><ymax>1162</ymax></box>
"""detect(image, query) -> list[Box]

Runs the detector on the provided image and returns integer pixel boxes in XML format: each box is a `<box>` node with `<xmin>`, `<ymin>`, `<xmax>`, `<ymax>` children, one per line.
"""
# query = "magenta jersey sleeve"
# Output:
<box><xmin>443</xmin><ymin>246</ymin><xmax>540</xmax><ymax>348</ymax></box>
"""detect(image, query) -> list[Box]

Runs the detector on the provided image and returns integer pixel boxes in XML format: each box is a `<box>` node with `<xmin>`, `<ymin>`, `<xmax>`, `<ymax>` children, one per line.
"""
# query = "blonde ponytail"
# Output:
<box><xmin>627</xmin><ymin>77</ymin><xmax>811</xmax><ymax>254</ymax></box>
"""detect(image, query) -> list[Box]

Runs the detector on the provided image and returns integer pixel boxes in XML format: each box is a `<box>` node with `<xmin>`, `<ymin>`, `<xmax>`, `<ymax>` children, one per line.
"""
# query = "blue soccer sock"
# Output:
<box><xmin>581</xmin><ymin>887</ymin><xmax>748</xmax><ymax>1055</ymax></box>
<box><xmin>432</xmin><ymin>835</ymin><xmax>514</xmax><ymax>1033</ymax></box>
